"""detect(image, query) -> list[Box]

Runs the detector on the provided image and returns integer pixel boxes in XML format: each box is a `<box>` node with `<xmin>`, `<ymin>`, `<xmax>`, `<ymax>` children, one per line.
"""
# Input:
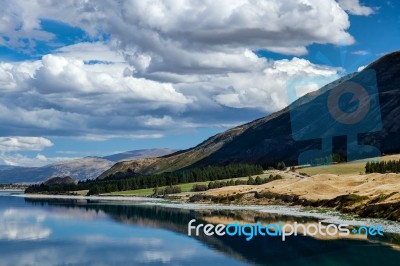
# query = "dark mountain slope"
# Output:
<box><xmin>99</xmin><ymin>51</ymin><xmax>400</xmax><ymax>178</ymax></box>
<box><xmin>194</xmin><ymin>51</ymin><xmax>400</xmax><ymax>167</ymax></box>
<box><xmin>359</xmin><ymin>51</ymin><xmax>400</xmax><ymax>153</ymax></box>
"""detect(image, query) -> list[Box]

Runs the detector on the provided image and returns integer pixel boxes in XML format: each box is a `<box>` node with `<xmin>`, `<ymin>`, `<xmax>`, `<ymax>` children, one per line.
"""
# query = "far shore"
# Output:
<box><xmin>13</xmin><ymin>193</ymin><xmax>164</xmax><ymax>202</ymax></box>
<box><xmin>0</xmin><ymin>189</ymin><xmax>24</xmax><ymax>192</ymax></box>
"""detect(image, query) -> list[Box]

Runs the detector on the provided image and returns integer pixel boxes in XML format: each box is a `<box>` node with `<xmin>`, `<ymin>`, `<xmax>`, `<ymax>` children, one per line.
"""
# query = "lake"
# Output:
<box><xmin>1</xmin><ymin>191</ymin><xmax>400</xmax><ymax>266</ymax></box>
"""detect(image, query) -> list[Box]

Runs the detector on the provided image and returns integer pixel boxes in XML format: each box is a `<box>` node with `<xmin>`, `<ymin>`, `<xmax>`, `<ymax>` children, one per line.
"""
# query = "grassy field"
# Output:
<box><xmin>108</xmin><ymin>181</ymin><xmax>209</xmax><ymax>196</ymax></box>
<box><xmin>107</xmin><ymin>174</ymin><xmax>272</xmax><ymax>196</ymax></box>
<box><xmin>108</xmin><ymin>187</ymin><xmax>159</xmax><ymax>196</ymax></box>
<box><xmin>296</xmin><ymin>162</ymin><xmax>365</xmax><ymax>176</ymax></box>
<box><xmin>296</xmin><ymin>154</ymin><xmax>400</xmax><ymax>176</ymax></box>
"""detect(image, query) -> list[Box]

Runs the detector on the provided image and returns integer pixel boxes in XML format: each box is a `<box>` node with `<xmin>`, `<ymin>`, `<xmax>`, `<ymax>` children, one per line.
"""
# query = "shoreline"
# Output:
<box><xmin>13</xmin><ymin>193</ymin><xmax>164</xmax><ymax>202</ymax></box>
<box><xmin>13</xmin><ymin>193</ymin><xmax>400</xmax><ymax>234</ymax></box>
<box><xmin>0</xmin><ymin>189</ymin><xmax>25</xmax><ymax>192</ymax></box>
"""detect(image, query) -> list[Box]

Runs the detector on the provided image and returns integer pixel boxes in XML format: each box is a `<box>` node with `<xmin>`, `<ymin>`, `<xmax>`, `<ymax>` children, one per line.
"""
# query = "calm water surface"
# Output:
<box><xmin>1</xmin><ymin>191</ymin><xmax>400</xmax><ymax>266</ymax></box>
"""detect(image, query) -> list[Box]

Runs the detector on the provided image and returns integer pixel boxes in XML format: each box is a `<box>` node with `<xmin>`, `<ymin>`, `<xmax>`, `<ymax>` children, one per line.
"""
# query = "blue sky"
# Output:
<box><xmin>0</xmin><ymin>0</ymin><xmax>398</xmax><ymax>167</ymax></box>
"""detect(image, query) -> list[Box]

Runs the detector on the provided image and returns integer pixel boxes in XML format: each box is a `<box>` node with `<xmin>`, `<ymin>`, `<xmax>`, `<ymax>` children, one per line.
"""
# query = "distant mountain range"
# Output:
<box><xmin>99</xmin><ymin>51</ymin><xmax>400</xmax><ymax>179</ymax></box>
<box><xmin>0</xmin><ymin>148</ymin><xmax>175</xmax><ymax>184</ymax></box>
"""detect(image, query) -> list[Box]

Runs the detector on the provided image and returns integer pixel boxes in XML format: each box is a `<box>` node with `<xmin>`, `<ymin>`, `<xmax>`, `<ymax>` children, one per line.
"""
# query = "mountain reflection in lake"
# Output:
<box><xmin>1</xmin><ymin>192</ymin><xmax>400</xmax><ymax>266</ymax></box>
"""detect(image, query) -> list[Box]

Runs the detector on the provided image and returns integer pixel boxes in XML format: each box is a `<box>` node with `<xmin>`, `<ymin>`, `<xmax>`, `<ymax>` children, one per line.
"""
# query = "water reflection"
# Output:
<box><xmin>19</xmin><ymin>196</ymin><xmax>400</xmax><ymax>265</ymax></box>
<box><xmin>0</xmin><ymin>208</ymin><xmax>51</xmax><ymax>240</ymax></box>
<box><xmin>0</xmin><ymin>194</ymin><xmax>248</xmax><ymax>266</ymax></box>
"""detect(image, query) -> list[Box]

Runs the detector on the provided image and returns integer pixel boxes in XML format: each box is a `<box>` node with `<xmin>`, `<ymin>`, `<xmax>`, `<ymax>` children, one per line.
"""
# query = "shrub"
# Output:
<box><xmin>191</xmin><ymin>184</ymin><xmax>208</xmax><ymax>192</ymax></box>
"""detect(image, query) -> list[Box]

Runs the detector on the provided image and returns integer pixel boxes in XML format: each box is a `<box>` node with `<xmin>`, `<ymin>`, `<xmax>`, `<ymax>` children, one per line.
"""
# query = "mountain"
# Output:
<box><xmin>43</xmin><ymin>176</ymin><xmax>76</xmax><ymax>186</ymax></box>
<box><xmin>0</xmin><ymin>148</ymin><xmax>176</xmax><ymax>184</ymax></box>
<box><xmin>0</xmin><ymin>157</ymin><xmax>113</xmax><ymax>184</ymax></box>
<box><xmin>99</xmin><ymin>51</ymin><xmax>400</xmax><ymax>178</ymax></box>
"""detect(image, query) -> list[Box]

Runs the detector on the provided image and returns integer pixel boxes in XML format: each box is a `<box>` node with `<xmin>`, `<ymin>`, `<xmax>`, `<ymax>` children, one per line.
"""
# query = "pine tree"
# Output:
<box><xmin>366</xmin><ymin>161</ymin><xmax>372</xmax><ymax>173</ymax></box>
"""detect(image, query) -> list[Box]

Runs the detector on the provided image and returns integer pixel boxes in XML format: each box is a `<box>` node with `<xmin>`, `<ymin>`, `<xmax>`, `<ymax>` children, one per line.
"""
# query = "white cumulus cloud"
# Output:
<box><xmin>337</xmin><ymin>0</ymin><xmax>375</xmax><ymax>16</ymax></box>
<box><xmin>0</xmin><ymin>137</ymin><xmax>53</xmax><ymax>152</ymax></box>
<box><xmin>0</xmin><ymin>1</ymin><xmax>355</xmax><ymax>143</ymax></box>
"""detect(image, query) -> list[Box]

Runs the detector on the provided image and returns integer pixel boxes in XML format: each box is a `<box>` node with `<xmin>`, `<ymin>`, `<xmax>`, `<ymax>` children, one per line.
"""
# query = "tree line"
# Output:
<box><xmin>25</xmin><ymin>163</ymin><xmax>264</xmax><ymax>195</ymax></box>
<box><xmin>365</xmin><ymin>160</ymin><xmax>400</xmax><ymax>174</ymax></box>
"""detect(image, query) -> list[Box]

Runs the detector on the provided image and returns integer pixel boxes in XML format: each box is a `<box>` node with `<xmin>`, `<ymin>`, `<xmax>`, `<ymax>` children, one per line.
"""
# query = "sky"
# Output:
<box><xmin>0</xmin><ymin>0</ymin><xmax>399</xmax><ymax>167</ymax></box>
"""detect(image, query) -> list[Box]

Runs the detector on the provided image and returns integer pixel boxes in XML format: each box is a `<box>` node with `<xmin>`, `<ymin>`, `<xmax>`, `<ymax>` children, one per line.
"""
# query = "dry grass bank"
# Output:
<box><xmin>191</xmin><ymin>173</ymin><xmax>400</xmax><ymax>221</ymax></box>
